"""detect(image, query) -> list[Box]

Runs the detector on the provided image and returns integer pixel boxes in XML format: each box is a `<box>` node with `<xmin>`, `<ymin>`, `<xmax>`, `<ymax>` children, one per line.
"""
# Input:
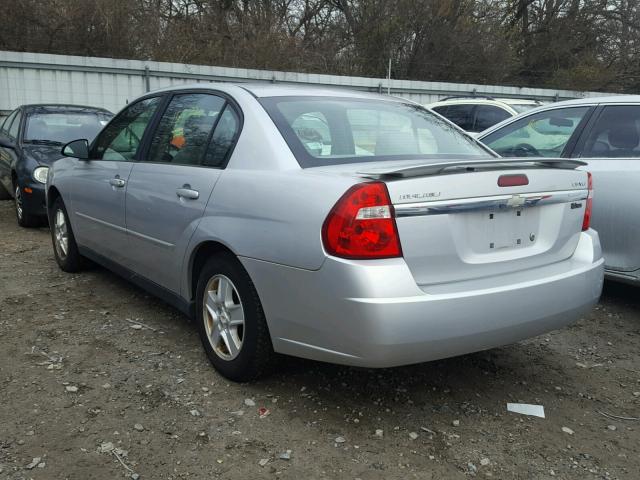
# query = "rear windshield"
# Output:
<box><xmin>260</xmin><ymin>96</ymin><xmax>493</xmax><ymax>167</ymax></box>
<box><xmin>24</xmin><ymin>111</ymin><xmax>112</xmax><ymax>145</ymax></box>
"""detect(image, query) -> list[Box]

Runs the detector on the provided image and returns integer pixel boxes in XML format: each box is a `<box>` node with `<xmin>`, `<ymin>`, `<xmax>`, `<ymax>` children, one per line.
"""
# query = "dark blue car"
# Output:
<box><xmin>0</xmin><ymin>104</ymin><xmax>112</xmax><ymax>227</ymax></box>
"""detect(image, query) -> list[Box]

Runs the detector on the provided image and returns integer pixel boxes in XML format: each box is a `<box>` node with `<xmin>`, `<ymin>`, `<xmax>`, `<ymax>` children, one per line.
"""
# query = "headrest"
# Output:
<box><xmin>608</xmin><ymin>124</ymin><xmax>639</xmax><ymax>150</ymax></box>
<box><xmin>374</xmin><ymin>132</ymin><xmax>418</xmax><ymax>156</ymax></box>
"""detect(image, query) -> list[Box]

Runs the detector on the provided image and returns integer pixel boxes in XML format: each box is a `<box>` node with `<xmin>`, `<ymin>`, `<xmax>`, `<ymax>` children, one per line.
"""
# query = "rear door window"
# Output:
<box><xmin>147</xmin><ymin>93</ymin><xmax>226</xmax><ymax>165</ymax></box>
<box><xmin>437</xmin><ymin>104</ymin><xmax>475</xmax><ymax>131</ymax></box>
<box><xmin>580</xmin><ymin>105</ymin><xmax>640</xmax><ymax>158</ymax></box>
<box><xmin>482</xmin><ymin>107</ymin><xmax>590</xmax><ymax>157</ymax></box>
<box><xmin>473</xmin><ymin>105</ymin><xmax>511</xmax><ymax>132</ymax></box>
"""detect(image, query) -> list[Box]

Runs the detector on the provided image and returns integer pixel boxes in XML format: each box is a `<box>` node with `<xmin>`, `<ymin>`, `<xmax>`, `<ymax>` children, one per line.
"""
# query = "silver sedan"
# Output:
<box><xmin>46</xmin><ymin>84</ymin><xmax>604</xmax><ymax>381</ymax></box>
<box><xmin>479</xmin><ymin>96</ymin><xmax>640</xmax><ymax>284</ymax></box>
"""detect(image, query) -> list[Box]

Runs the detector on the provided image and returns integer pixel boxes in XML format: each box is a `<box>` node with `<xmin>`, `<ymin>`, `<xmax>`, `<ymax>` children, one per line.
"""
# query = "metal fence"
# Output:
<box><xmin>0</xmin><ymin>50</ymin><xmax>616</xmax><ymax>118</ymax></box>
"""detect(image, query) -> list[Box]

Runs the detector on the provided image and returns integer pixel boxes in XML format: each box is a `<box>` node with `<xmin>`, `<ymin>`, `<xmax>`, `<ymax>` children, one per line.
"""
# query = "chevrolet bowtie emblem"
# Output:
<box><xmin>506</xmin><ymin>194</ymin><xmax>526</xmax><ymax>208</ymax></box>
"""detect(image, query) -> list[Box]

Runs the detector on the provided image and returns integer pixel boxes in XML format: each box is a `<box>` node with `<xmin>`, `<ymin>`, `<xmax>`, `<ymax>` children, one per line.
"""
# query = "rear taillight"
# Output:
<box><xmin>582</xmin><ymin>172</ymin><xmax>593</xmax><ymax>231</ymax></box>
<box><xmin>322</xmin><ymin>182</ymin><xmax>402</xmax><ymax>259</ymax></box>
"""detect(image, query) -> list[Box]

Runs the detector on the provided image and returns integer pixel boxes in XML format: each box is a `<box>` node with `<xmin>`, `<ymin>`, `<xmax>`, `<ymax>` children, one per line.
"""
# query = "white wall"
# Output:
<box><xmin>0</xmin><ymin>50</ymin><xmax>616</xmax><ymax>117</ymax></box>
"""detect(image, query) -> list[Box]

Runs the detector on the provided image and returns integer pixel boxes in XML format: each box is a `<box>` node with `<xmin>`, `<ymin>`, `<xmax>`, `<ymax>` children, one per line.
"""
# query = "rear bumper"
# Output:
<box><xmin>241</xmin><ymin>230</ymin><xmax>604</xmax><ymax>368</ymax></box>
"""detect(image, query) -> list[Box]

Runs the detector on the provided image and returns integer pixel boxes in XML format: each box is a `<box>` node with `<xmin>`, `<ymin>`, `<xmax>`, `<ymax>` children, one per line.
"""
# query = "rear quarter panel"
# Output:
<box><xmin>181</xmin><ymin>86</ymin><xmax>361</xmax><ymax>298</ymax></box>
<box><xmin>579</xmin><ymin>158</ymin><xmax>640</xmax><ymax>273</ymax></box>
<box><xmin>185</xmin><ymin>169</ymin><xmax>355</xmax><ymax>279</ymax></box>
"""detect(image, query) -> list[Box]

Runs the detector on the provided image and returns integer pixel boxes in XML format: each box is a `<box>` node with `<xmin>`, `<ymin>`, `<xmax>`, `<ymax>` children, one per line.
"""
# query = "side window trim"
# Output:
<box><xmin>135</xmin><ymin>93</ymin><xmax>172</xmax><ymax>162</ymax></box>
<box><xmin>569</xmin><ymin>105</ymin><xmax>605</xmax><ymax>158</ymax></box>
<box><xmin>208</xmin><ymin>103</ymin><xmax>242</xmax><ymax>169</ymax></box>
<box><xmin>562</xmin><ymin>105</ymin><xmax>597</xmax><ymax>158</ymax></box>
<box><xmin>199</xmin><ymin>101</ymin><xmax>229</xmax><ymax>166</ymax></box>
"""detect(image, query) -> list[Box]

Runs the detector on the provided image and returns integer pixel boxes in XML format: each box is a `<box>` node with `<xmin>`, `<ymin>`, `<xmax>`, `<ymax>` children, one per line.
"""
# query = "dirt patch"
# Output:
<box><xmin>0</xmin><ymin>200</ymin><xmax>638</xmax><ymax>479</ymax></box>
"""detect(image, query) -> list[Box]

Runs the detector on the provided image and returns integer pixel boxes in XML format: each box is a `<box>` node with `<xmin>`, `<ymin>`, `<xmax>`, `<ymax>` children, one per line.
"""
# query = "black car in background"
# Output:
<box><xmin>0</xmin><ymin>104</ymin><xmax>112</xmax><ymax>227</ymax></box>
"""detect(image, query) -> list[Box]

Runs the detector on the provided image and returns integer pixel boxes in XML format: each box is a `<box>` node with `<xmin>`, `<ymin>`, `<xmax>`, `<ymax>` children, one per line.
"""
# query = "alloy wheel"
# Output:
<box><xmin>203</xmin><ymin>274</ymin><xmax>245</xmax><ymax>360</ymax></box>
<box><xmin>53</xmin><ymin>209</ymin><xmax>69</xmax><ymax>259</ymax></box>
<box><xmin>15</xmin><ymin>185</ymin><xmax>23</xmax><ymax>220</ymax></box>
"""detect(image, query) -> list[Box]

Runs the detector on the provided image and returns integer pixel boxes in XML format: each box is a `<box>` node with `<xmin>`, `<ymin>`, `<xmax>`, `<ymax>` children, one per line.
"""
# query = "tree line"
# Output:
<box><xmin>1</xmin><ymin>0</ymin><xmax>639</xmax><ymax>92</ymax></box>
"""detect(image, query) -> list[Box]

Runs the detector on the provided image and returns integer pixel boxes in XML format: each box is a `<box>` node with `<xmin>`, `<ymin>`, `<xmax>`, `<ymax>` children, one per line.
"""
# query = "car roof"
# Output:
<box><xmin>21</xmin><ymin>104</ymin><xmax>113</xmax><ymax>114</ymax></box>
<box><xmin>540</xmin><ymin>95</ymin><xmax>640</xmax><ymax>106</ymax></box>
<box><xmin>496</xmin><ymin>98</ymin><xmax>541</xmax><ymax>105</ymax></box>
<box><xmin>429</xmin><ymin>97</ymin><xmax>540</xmax><ymax>107</ymax></box>
<box><xmin>241</xmin><ymin>84</ymin><xmax>396</xmax><ymax>100</ymax></box>
<box><xmin>148</xmin><ymin>82</ymin><xmax>402</xmax><ymax>101</ymax></box>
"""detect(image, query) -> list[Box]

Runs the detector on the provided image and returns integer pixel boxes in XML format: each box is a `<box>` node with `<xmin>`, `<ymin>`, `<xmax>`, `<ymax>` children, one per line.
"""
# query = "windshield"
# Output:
<box><xmin>24</xmin><ymin>112</ymin><xmax>112</xmax><ymax>144</ymax></box>
<box><xmin>260</xmin><ymin>96</ymin><xmax>493</xmax><ymax>167</ymax></box>
<box><xmin>510</xmin><ymin>104</ymin><xmax>540</xmax><ymax>114</ymax></box>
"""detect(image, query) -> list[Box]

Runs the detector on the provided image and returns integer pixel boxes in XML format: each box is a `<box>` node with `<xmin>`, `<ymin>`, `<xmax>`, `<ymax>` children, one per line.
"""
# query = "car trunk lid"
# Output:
<box><xmin>356</xmin><ymin>159</ymin><xmax>589</xmax><ymax>286</ymax></box>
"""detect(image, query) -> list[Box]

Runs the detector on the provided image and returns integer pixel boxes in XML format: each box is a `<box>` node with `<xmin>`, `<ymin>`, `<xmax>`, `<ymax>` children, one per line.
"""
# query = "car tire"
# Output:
<box><xmin>49</xmin><ymin>196</ymin><xmax>84</xmax><ymax>272</ymax></box>
<box><xmin>15</xmin><ymin>184</ymin><xmax>40</xmax><ymax>228</ymax></box>
<box><xmin>195</xmin><ymin>253</ymin><xmax>275</xmax><ymax>382</ymax></box>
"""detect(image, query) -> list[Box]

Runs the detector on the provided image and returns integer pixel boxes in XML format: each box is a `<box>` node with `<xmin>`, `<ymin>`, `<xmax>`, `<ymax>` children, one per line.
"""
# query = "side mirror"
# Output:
<box><xmin>0</xmin><ymin>136</ymin><xmax>15</xmax><ymax>149</ymax></box>
<box><xmin>62</xmin><ymin>139</ymin><xmax>90</xmax><ymax>160</ymax></box>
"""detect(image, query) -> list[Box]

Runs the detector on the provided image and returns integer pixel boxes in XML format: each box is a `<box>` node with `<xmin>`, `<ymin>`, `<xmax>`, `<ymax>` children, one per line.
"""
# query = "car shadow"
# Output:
<box><xmin>86</xmin><ymin>262</ymin><xmax>600</xmax><ymax>406</ymax></box>
<box><xmin>252</xmin><ymin>341</ymin><xmax>564</xmax><ymax>416</ymax></box>
<box><xmin>601</xmin><ymin>279</ymin><xmax>640</xmax><ymax>307</ymax></box>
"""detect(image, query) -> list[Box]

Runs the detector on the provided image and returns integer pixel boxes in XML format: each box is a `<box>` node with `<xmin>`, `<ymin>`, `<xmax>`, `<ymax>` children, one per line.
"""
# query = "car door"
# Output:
<box><xmin>69</xmin><ymin>96</ymin><xmax>163</xmax><ymax>265</ymax></box>
<box><xmin>0</xmin><ymin>110</ymin><xmax>20</xmax><ymax>195</ymax></box>
<box><xmin>571</xmin><ymin>104</ymin><xmax>640</xmax><ymax>274</ymax></box>
<box><xmin>480</xmin><ymin>106</ymin><xmax>594</xmax><ymax>158</ymax></box>
<box><xmin>124</xmin><ymin>91</ymin><xmax>241</xmax><ymax>293</ymax></box>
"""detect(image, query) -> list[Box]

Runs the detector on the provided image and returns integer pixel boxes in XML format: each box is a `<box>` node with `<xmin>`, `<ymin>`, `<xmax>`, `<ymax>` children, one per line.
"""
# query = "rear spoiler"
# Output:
<box><xmin>357</xmin><ymin>158</ymin><xmax>587</xmax><ymax>179</ymax></box>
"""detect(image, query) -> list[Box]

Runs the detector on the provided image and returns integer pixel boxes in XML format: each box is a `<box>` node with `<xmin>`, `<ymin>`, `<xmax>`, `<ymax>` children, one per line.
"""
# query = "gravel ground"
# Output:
<box><xmin>0</xmin><ymin>199</ymin><xmax>639</xmax><ymax>480</ymax></box>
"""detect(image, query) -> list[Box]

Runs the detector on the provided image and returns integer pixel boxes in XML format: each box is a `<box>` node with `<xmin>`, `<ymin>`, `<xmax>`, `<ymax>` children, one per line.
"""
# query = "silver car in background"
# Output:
<box><xmin>46</xmin><ymin>84</ymin><xmax>604</xmax><ymax>381</ymax></box>
<box><xmin>479</xmin><ymin>96</ymin><xmax>640</xmax><ymax>284</ymax></box>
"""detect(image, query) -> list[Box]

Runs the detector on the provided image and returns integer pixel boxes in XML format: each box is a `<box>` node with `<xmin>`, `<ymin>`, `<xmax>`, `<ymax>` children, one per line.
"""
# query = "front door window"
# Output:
<box><xmin>482</xmin><ymin>107</ymin><xmax>590</xmax><ymax>157</ymax></box>
<box><xmin>92</xmin><ymin>97</ymin><xmax>162</xmax><ymax>161</ymax></box>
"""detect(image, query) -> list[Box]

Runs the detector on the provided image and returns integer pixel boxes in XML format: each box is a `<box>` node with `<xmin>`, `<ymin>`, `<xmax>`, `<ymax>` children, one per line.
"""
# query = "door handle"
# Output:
<box><xmin>176</xmin><ymin>187</ymin><xmax>199</xmax><ymax>200</ymax></box>
<box><xmin>109</xmin><ymin>177</ymin><xmax>126</xmax><ymax>188</ymax></box>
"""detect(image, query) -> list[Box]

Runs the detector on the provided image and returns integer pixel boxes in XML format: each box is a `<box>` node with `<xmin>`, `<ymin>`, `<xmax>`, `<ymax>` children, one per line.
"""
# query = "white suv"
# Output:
<box><xmin>428</xmin><ymin>96</ymin><xmax>542</xmax><ymax>133</ymax></box>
